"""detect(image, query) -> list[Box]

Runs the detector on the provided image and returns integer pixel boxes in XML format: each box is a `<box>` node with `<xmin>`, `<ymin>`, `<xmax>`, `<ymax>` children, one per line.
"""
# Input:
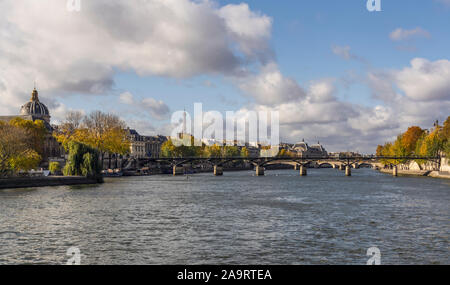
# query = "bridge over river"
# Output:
<box><xmin>124</xmin><ymin>155</ymin><xmax>441</xmax><ymax>177</ymax></box>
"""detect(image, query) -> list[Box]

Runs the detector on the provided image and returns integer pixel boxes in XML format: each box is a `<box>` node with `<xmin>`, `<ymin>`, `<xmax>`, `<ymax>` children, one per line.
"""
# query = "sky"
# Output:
<box><xmin>0</xmin><ymin>0</ymin><xmax>449</xmax><ymax>153</ymax></box>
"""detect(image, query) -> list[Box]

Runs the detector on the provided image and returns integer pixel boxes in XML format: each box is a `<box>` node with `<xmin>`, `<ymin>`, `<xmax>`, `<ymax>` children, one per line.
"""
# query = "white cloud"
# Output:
<box><xmin>0</xmin><ymin>0</ymin><xmax>272</xmax><ymax>114</ymax></box>
<box><xmin>237</xmin><ymin>62</ymin><xmax>306</xmax><ymax>105</ymax></box>
<box><xmin>47</xmin><ymin>103</ymin><xmax>86</xmax><ymax>125</ymax></box>
<box><xmin>218</xmin><ymin>3</ymin><xmax>273</xmax><ymax>62</ymax></box>
<box><xmin>395</xmin><ymin>58</ymin><xmax>450</xmax><ymax>101</ymax></box>
<box><xmin>307</xmin><ymin>79</ymin><xmax>336</xmax><ymax>103</ymax></box>
<box><xmin>119</xmin><ymin>92</ymin><xmax>134</xmax><ymax>105</ymax></box>
<box><xmin>117</xmin><ymin>92</ymin><xmax>170</xmax><ymax>120</ymax></box>
<box><xmin>142</xmin><ymin>97</ymin><xmax>170</xmax><ymax>120</ymax></box>
<box><xmin>389</xmin><ymin>27</ymin><xmax>431</xmax><ymax>41</ymax></box>
<box><xmin>367</xmin><ymin>71</ymin><xmax>399</xmax><ymax>102</ymax></box>
<box><xmin>230</xmin><ymin>79</ymin><xmax>393</xmax><ymax>153</ymax></box>
<box><xmin>331</xmin><ymin>45</ymin><xmax>352</xmax><ymax>60</ymax></box>
<box><xmin>233</xmin><ymin>65</ymin><xmax>449</xmax><ymax>153</ymax></box>
<box><xmin>369</xmin><ymin>58</ymin><xmax>450</xmax><ymax>102</ymax></box>
<box><xmin>126</xmin><ymin>119</ymin><xmax>157</xmax><ymax>136</ymax></box>
<box><xmin>331</xmin><ymin>45</ymin><xmax>366</xmax><ymax>64</ymax></box>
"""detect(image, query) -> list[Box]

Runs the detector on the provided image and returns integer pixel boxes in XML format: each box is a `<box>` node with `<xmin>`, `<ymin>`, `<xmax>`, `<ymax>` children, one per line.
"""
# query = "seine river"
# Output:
<box><xmin>0</xmin><ymin>168</ymin><xmax>448</xmax><ymax>265</ymax></box>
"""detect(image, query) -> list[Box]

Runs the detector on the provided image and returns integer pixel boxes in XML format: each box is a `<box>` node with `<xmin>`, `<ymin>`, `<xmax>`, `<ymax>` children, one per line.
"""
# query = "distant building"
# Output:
<box><xmin>126</xmin><ymin>128</ymin><xmax>167</xmax><ymax>158</ymax></box>
<box><xmin>0</xmin><ymin>88</ymin><xmax>63</xmax><ymax>163</ymax></box>
<box><xmin>246</xmin><ymin>146</ymin><xmax>260</xmax><ymax>157</ymax></box>
<box><xmin>291</xmin><ymin>140</ymin><xmax>327</xmax><ymax>158</ymax></box>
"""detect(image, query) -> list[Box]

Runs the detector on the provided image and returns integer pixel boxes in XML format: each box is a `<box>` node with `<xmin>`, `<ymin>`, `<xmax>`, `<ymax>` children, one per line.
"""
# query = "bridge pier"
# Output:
<box><xmin>345</xmin><ymin>165</ymin><xmax>351</xmax><ymax>176</ymax></box>
<box><xmin>393</xmin><ymin>165</ymin><xmax>398</xmax><ymax>177</ymax></box>
<box><xmin>173</xmin><ymin>166</ymin><xmax>184</xmax><ymax>176</ymax></box>
<box><xmin>339</xmin><ymin>164</ymin><xmax>345</xmax><ymax>171</ymax></box>
<box><xmin>255</xmin><ymin>165</ymin><xmax>265</xmax><ymax>176</ymax></box>
<box><xmin>214</xmin><ymin>165</ymin><xmax>223</xmax><ymax>176</ymax></box>
<box><xmin>294</xmin><ymin>164</ymin><xmax>298</xmax><ymax>170</ymax></box>
<box><xmin>299</xmin><ymin>165</ymin><xmax>307</xmax><ymax>176</ymax></box>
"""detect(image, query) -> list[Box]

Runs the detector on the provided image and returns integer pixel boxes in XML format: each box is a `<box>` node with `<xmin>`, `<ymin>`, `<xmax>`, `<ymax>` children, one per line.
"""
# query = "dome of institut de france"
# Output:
<box><xmin>20</xmin><ymin>88</ymin><xmax>50</xmax><ymax>122</ymax></box>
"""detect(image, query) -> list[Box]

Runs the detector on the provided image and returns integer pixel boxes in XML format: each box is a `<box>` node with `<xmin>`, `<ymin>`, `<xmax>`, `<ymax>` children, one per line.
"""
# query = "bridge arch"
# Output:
<box><xmin>358</xmin><ymin>162</ymin><xmax>373</xmax><ymax>168</ymax></box>
<box><xmin>261</xmin><ymin>160</ymin><xmax>298</xmax><ymax>167</ymax></box>
<box><xmin>318</xmin><ymin>162</ymin><xmax>333</xmax><ymax>168</ymax></box>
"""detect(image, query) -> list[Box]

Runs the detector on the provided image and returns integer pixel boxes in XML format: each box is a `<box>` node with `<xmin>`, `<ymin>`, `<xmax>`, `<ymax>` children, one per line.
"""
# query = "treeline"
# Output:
<box><xmin>161</xmin><ymin>136</ymin><xmax>300</xmax><ymax>158</ymax></box>
<box><xmin>55</xmin><ymin>110</ymin><xmax>130</xmax><ymax>175</ymax></box>
<box><xmin>0</xmin><ymin>118</ymin><xmax>46</xmax><ymax>176</ymax></box>
<box><xmin>376</xmin><ymin>116</ymin><xmax>450</xmax><ymax>164</ymax></box>
<box><xmin>161</xmin><ymin>136</ymin><xmax>249</xmax><ymax>158</ymax></box>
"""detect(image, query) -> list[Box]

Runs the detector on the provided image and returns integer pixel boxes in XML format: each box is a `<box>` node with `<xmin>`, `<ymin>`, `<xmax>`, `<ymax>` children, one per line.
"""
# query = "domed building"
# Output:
<box><xmin>20</xmin><ymin>88</ymin><xmax>51</xmax><ymax>123</ymax></box>
<box><xmin>0</xmin><ymin>88</ymin><xmax>63</xmax><ymax>164</ymax></box>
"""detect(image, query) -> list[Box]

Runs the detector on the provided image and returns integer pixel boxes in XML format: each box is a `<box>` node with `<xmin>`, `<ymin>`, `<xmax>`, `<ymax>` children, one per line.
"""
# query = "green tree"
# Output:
<box><xmin>240</xmin><ymin>147</ymin><xmax>249</xmax><ymax>157</ymax></box>
<box><xmin>49</xmin><ymin>162</ymin><xmax>61</xmax><ymax>174</ymax></box>
<box><xmin>391</xmin><ymin>135</ymin><xmax>408</xmax><ymax>164</ymax></box>
<box><xmin>418</xmin><ymin>127</ymin><xmax>445</xmax><ymax>157</ymax></box>
<box><xmin>442</xmin><ymin>116</ymin><xmax>450</xmax><ymax>157</ymax></box>
<box><xmin>204</xmin><ymin>144</ymin><xmax>222</xmax><ymax>158</ymax></box>
<box><xmin>379</xmin><ymin>142</ymin><xmax>393</xmax><ymax>165</ymax></box>
<box><xmin>8</xmin><ymin>149</ymin><xmax>41</xmax><ymax>174</ymax></box>
<box><xmin>161</xmin><ymin>139</ymin><xmax>177</xmax><ymax>157</ymax></box>
<box><xmin>223</xmin><ymin>146</ymin><xmax>240</xmax><ymax>157</ymax></box>
<box><xmin>63</xmin><ymin>141</ymin><xmax>101</xmax><ymax>177</ymax></box>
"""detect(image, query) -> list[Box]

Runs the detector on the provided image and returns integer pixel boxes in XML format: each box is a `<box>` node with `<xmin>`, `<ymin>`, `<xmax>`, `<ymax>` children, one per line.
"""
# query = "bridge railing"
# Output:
<box><xmin>141</xmin><ymin>155</ymin><xmax>440</xmax><ymax>161</ymax></box>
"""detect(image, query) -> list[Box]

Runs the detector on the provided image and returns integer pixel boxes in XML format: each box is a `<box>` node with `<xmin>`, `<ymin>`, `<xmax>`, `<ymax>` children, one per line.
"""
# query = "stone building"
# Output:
<box><xmin>126</xmin><ymin>128</ymin><xmax>167</xmax><ymax>158</ymax></box>
<box><xmin>0</xmin><ymin>88</ymin><xmax>63</xmax><ymax>164</ymax></box>
<box><xmin>292</xmin><ymin>140</ymin><xmax>328</xmax><ymax>158</ymax></box>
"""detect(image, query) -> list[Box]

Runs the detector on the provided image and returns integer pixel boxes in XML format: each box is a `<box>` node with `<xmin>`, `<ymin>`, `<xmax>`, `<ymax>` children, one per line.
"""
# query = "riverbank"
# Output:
<box><xmin>379</xmin><ymin>168</ymin><xmax>450</xmax><ymax>179</ymax></box>
<box><xmin>428</xmin><ymin>171</ymin><xmax>450</xmax><ymax>179</ymax></box>
<box><xmin>0</xmin><ymin>176</ymin><xmax>103</xmax><ymax>190</ymax></box>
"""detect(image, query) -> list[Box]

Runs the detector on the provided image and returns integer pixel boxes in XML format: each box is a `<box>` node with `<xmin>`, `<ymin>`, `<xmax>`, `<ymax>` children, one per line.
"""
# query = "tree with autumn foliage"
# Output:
<box><xmin>442</xmin><ymin>116</ymin><xmax>450</xmax><ymax>157</ymax></box>
<box><xmin>0</xmin><ymin>121</ymin><xmax>42</xmax><ymax>176</ymax></box>
<box><xmin>9</xmin><ymin>117</ymin><xmax>47</xmax><ymax>157</ymax></box>
<box><xmin>204</xmin><ymin>144</ymin><xmax>222</xmax><ymax>158</ymax></box>
<box><xmin>401</xmin><ymin>126</ymin><xmax>425</xmax><ymax>154</ymax></box>
<box><xmin>240</xmin><ymin>147</ymin><xmax>249</xmax><ymax>157</ymax></box>
<box><xmin>55</xmin><ymin>111</ymin><xmax>130</xmax><ymax>169</ymax></box>
<box><xmin>376</xmin><ymin>145</ymin><xmax>384</xmax><ymax>156</ymax></box>
<box><xmin>377</xmin><ymin>116</ymin><xmax>449</xmax><ymax>166</ymax></box>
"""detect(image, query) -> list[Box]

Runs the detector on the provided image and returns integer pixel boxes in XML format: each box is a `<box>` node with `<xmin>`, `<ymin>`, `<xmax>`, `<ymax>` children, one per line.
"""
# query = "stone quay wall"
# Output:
<box><xmin>0</xmin><ymin>176</ymin><xmax>103</xmax><ymax>190</ymax></box>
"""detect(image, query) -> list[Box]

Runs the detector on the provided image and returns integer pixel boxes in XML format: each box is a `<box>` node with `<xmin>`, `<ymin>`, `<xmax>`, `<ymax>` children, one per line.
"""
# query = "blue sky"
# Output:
<box><xmin>1</xmin><ymin>0</ymin><xmax>449</xmax><ymax>152</ymax></box>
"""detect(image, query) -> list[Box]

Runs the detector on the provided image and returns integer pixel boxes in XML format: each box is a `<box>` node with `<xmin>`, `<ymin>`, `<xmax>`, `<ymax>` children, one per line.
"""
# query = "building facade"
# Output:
<box><xmin>126</xmin><ymin>128</ymin><xmax>167</xmax><ymax>158</ymax></box>
<box><xmin>291</xmin><ymin>140</ymin><xmax>328</xmax><ymax>158</ymax></box>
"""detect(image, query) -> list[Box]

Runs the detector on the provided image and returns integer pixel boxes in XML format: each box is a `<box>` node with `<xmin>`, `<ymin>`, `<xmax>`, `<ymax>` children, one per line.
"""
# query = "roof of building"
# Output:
<box><xmin>20</xmin><ymin>88</ymin><xmax>50</xmax><ymax>118</ymax></box>
<box><xmin>293</xmin><ymin>141</ymin><xmax>308</xmax><ymax>150</ymax></box>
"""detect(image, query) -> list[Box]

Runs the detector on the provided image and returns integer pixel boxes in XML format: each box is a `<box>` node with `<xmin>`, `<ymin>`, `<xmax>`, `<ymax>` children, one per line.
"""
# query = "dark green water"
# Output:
<box><xmin>0</xmin><ymin>168</ymin><xmax>448</xmax><ymax>264</ymax></box>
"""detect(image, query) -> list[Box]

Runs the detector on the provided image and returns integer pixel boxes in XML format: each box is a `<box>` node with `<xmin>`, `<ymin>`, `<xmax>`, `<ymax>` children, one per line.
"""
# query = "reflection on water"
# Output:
<box><xmin>0</xmin><ymin>168</ymin><xmax>449</xmax><ymax>264</ymax></box>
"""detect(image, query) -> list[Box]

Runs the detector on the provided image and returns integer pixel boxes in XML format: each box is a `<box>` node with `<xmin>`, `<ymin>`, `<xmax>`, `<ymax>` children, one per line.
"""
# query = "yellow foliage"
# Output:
<box><xmin>9</xmin><ymin>149</ymin><xmax>41</xmax><ymax>172</ymax></box>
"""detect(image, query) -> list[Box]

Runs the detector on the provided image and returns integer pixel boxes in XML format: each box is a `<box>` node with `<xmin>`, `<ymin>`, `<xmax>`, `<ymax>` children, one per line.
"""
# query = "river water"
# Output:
<box><xmin>0</xmin><ymin>168</ymin><xmax>448</xmax><ymax>265</ymax></box>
